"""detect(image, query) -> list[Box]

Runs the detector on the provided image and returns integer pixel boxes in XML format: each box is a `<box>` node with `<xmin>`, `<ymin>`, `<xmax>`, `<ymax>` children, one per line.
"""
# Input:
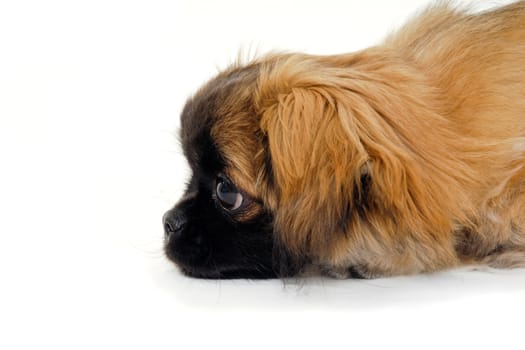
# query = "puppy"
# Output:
<box><xmin>164</xmin><ymin>1</ymin><xmax>525</xmax><ymax>279</ymax></box>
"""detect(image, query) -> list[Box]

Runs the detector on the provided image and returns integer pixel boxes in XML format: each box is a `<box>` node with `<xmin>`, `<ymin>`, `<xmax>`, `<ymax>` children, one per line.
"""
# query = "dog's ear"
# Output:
<box><xmin>259</xmin><ymin>85</ymin><xmax>369</xmax><ymax>257</ymax></box>
<box><xmin>257</xmin><ymin>54</ymin><xmax>475</xmax><ymax>260</ymax></box>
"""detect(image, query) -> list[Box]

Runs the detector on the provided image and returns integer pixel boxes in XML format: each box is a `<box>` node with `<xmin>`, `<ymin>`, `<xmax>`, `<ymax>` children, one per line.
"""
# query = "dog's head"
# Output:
<box><xmin>163</xmin><ymin>61</ymin><xmax>286</xmax><ymax>279</ymax></box>
<box><xmin>164</xmin><ymin>52</ymin><xmax>471</xmax><ymax>279</ymax></box>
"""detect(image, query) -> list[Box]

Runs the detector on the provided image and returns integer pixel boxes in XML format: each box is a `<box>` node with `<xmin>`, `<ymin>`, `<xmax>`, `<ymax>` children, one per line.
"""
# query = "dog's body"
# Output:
<box><xmin>164</xmin><ymin>1</ymin><xmax>525</xmax><ymax>279</ymax></box>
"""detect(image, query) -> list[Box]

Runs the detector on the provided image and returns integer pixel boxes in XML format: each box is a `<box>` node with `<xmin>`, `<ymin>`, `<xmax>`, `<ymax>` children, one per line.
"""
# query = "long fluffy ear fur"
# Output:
<box><xmin>256</xmin><ymin>52</ymin><xmax>477</xmax><ymax>261</ymax></box>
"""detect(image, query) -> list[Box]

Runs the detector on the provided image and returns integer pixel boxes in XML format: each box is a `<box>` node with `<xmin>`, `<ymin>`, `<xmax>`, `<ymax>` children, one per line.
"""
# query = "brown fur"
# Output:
<box><xmin>206</xmin><ymin>1</ymin><xmax>525</xmax><ymax>278</ymax></box>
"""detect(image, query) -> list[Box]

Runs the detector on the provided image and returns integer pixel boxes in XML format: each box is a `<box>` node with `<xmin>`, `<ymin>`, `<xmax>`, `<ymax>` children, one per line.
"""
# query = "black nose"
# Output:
<box><xmin>163</xmin><ymin>209</ymin><xmax>186</xmax><ymax>240</ymax></box>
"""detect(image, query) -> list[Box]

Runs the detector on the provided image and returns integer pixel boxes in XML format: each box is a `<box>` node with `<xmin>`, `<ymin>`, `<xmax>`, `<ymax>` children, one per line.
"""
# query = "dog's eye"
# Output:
<box><xmin>216</xmin><ymin>177</ymin><xmax>243</xmax><ymax>211</ymax></box>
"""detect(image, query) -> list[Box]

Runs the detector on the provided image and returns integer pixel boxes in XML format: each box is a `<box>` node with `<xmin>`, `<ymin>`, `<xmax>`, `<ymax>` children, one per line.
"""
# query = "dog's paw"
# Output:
<box><xmin>320</xmin><ymin>265</ymin><xmax>372</xmax><ymax>279</ymax></box>
<box><xmin>484</xmin><ymin>248</ymin><xmax>525</xmax><ymax>269</ymax></box>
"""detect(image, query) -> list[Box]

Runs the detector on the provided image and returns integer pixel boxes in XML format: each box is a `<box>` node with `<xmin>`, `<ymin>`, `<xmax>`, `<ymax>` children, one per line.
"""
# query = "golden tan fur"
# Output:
<box><xmin>208</xmin><ymin>1</ymin><xmax>525</xmax><ymax>278</ymax></box>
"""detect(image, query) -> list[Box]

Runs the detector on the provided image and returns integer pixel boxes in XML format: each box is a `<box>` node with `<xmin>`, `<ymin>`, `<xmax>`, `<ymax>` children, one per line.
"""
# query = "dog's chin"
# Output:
<box><xmin>178</xmin><ymin>265</ymin><xmax>278</xmax><ymax>280</ymax></box>
<box><xmin>164</xmin><ymin>243</ymin><xmax>278</xmax><ymax>280</ymax></box>
<box><xmin>167</xmin><ymin>253</ymin><xmax>277</xmax><ymax>279</ymax></box>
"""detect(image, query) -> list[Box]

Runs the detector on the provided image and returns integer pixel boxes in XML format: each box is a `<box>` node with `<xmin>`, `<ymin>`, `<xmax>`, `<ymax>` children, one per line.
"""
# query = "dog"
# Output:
<box><xmin>164</xmin><ymin>1</ymin><xmax>525</xmax><ymax>279</ymax></box>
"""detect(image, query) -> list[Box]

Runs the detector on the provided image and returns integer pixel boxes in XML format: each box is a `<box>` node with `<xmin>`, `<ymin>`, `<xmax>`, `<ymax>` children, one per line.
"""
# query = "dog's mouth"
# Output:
<box><xmin>178</xmin><ymin>264</ymin><xmax>278</xmax><ymax>279</ymax></box>
<box><xmin>164</xmin><ymin>242</ymin><xmax>278</xmax><ymax>279</ymax></box>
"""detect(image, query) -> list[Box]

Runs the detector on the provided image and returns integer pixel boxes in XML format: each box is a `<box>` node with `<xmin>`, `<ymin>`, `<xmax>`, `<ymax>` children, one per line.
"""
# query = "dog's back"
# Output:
<box><xmin>388</xmin><ymin>1</ymin><xmax>525</xmax><ymax>138</ymax></box>
<box><xmin>389</xmin><ymin>2</ymin><xmax>525</xmax><ymax>268</ymax></box>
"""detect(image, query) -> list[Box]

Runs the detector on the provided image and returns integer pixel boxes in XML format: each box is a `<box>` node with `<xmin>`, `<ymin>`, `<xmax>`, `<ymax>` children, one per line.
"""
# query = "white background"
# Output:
<box><xmin>1</xmin><ymin>0</ymin><xmax>524</xmax><ymax>349</ymax></box>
